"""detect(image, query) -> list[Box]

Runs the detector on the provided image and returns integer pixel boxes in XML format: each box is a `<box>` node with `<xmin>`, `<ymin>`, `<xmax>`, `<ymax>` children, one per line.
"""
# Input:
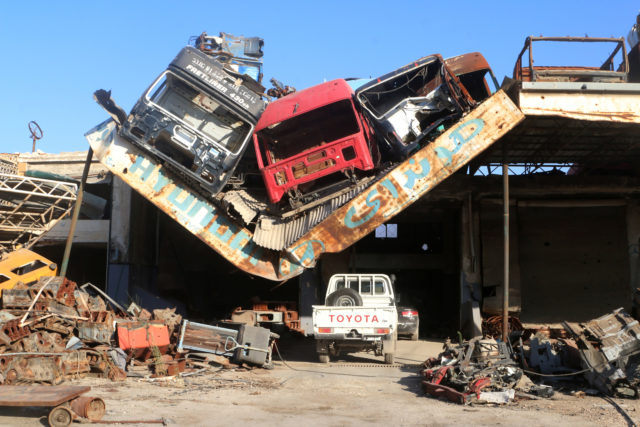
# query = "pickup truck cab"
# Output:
<box><xmin>313</xmin><ymin>273</ymin><xmax>397</xmax><ymax>364</ymax></box>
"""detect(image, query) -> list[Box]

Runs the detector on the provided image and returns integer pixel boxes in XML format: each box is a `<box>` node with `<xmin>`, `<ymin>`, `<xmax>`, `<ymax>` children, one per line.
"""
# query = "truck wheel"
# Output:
<box><xmin>326</xmin><ymin>288</ymin><xmax>363</xmax><ymax>306</ymax></box>
<box><xmin>384</xmin><ymin>352</ymin><xmax>394</xmax><ymax>365</ymax></box>
<box><xmin>318</xmin><ymin>353</ymin><xmax>330</xmax><ymax>363</ymax></box>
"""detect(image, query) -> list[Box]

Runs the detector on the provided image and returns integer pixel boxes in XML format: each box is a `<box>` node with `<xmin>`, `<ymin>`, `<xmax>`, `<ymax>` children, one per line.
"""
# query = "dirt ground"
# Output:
<box><xmin>1</xmin><ymin>337</ymin><xmax>639</xmax><ymax>426</ymax></box>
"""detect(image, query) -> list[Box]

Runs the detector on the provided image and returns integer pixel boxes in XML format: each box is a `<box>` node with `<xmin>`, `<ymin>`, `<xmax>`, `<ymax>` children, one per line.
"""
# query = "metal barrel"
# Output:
<box><xmin>70</xmin><ymin>396</ymin><xmax>105</xmax><ymax>421</ymax></box>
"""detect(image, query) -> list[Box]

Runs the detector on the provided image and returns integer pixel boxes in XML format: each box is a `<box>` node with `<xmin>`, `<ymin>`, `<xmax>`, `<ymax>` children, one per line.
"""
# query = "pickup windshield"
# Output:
<box><xmin>146</xmin><ymin>71</ymin><xmax>251</xmax><ymax>154</ymax></box>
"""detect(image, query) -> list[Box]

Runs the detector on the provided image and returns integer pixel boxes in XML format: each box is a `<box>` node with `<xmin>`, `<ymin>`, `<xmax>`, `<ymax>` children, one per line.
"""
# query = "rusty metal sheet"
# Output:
<box><xmin>518</xmin><ymin>83</ymin><xmax>640</xmax><ymax>123</ymax></box>
<box><xmin>0</xmin><ymin>385</ymin><xmax>90</xmax><ymax>406</ymax></box>
<box><xmin>85</xmin><ymin>120</ymin><xmax>282</xmax><ymax>281</ymax></box>
<box><xmin>278</xmin><ymin>90</ymin><xmax>524</xmax><ymax>277</ymax></box>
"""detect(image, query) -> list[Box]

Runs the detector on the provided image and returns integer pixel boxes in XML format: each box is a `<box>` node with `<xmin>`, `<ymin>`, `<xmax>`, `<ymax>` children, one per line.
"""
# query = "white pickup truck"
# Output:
<box><xmin>313</xmin><ymin>273</ymin><xmax>397</xmax><ymax>364</ymax></box>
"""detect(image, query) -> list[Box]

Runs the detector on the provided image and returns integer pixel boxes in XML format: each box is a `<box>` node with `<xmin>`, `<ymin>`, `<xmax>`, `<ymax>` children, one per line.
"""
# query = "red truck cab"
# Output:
<box><xmin>253</xmin><ymin>79</ymin><xmax>377</xmax><ymax>206</ymax></box>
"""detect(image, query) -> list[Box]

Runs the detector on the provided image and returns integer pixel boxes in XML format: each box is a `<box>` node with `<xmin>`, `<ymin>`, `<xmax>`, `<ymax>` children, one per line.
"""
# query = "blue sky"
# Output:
<box><xmin>0</xmin><ymin>1</ymin><xmax>638</xmax><ymax>154</ymax></box>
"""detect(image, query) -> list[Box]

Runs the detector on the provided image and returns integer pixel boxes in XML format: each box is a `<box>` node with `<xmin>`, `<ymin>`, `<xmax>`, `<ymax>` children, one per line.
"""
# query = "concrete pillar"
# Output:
<box><xmin>299</xmin><ymin>268</ymin><xmax>320</xmax><ymax>336</ymax></box>
<box><xmin>460</xmin><ymin>196</ymin><xmax>482</xmax><ymax>338</ymax></box>
<box><xmin>107</xmin><ymin>176</ymin><xmax>132</xmax><ymax>304</ymax></box>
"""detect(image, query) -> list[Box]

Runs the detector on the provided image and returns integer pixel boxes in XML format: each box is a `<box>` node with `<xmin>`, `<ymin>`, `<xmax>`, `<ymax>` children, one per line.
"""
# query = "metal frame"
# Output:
<box><xmin>0</xmin><ymin>173</ymin><xmax>77</xmax><ymax>253</ymax></box>
<box><xmin>514</xmin><ymin>36</ymin><xmax>629</xmax><ymax>82</ymax></box>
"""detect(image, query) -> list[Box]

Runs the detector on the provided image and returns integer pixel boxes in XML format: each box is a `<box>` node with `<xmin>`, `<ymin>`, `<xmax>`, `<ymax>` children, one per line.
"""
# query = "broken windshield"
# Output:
<box><xmin>146</xmin><ymin>71</ymin><xmax>251</xmax><ymax>154</ymax></box>
<box><xmin>357</xmin><ymin>58</ymin><xmax>443</xmax><ymax>119</ymax></box>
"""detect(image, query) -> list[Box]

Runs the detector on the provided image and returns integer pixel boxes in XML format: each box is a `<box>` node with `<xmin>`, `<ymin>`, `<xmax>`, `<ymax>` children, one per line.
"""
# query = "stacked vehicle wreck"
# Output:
<box><xmin>88</xmin><ymin>33</ymin><xmax>523</xmax><ymax>281</ymax></box>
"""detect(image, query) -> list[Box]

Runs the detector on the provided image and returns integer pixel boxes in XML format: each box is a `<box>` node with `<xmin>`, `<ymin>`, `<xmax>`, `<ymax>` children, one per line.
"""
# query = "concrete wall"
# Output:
<box><xmin>480</xmin><ymin>201</ymin><xmax>522</xmax><ymax>314</ymax></box>
<box><xmin>480</xmin><ymin>200</ymin><xmax>631</xmax><ymax>324</ymax></box>
<box><xmin>519</xmin><ymin>204</ymin><xmax>629</xmax><ymax>323</ymax></box>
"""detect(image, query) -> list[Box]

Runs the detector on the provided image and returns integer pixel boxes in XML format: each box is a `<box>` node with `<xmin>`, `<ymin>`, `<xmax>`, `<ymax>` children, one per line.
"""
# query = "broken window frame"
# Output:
<box><xmin>355</xmin><ymin>54</ymin><xmax>475</xmax><ymax>160</ymax></box>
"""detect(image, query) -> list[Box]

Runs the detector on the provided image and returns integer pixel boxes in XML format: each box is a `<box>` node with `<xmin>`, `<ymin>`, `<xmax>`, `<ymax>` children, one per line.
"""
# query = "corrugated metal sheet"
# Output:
<box><xmin>221</xmin><ymin>190</ymin><xmax>266</xmax><ymax>225</ymax></box>
<box><xmin>253</xmin><ymin>178</ymin><xmax>377</xmax><ymax>250</ymax></box>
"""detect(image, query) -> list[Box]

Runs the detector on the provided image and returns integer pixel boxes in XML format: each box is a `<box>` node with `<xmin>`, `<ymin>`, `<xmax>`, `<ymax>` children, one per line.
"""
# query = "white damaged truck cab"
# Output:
<box><xmin>313</xmin><ymin>273</ymin><xmax>397</xmax><ymax>364</ymax></box>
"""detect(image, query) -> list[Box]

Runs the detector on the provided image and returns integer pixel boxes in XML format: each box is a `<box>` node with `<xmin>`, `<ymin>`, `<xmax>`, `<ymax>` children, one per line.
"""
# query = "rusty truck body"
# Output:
<box><xmin>253</xmin><ymin>79</ymin><xmax>379</xmax><ymax>207</ymax></box>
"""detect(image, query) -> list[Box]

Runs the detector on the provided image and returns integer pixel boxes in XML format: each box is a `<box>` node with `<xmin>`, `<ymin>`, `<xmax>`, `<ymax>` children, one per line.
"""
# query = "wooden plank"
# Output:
<box><xmin>0</xmin><ymin>385</ymin><xmax>90</xmax><ymax>407</ymax></box>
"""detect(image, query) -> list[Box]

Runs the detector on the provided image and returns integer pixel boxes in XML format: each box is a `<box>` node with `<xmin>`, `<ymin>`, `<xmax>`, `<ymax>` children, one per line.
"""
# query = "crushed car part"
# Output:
<box><xmin>14</xmin><ymin>331</ymin><xmax>66</xmax><ymax>353</ymax></box>
<box><xmin>0</xmin><ymin>319</ymin><xmax>31</xmax><ymax>344</ymax></box>
<box><xmin>77</xmin><ymin>320</ymin><xmax>114</xmax><ymax>344</ymax></box>
<box><xmin>563</xmin><ymin>308</ymin><xmax>640</xmax><ymax>397</ymax></box>
<box><xmin>193</xmin><ymin>31</ymin><xmax>264</xmax><ymax>84</ymax></box>
<box><xmin>421</xmin><ymin>337</ymin><xmax>523</xmax><ymax>404</ymax></box>
<box><xmin>355</xmin><ymin>54</ymin><xmax>475</xmax><ymax>161</ymax></box>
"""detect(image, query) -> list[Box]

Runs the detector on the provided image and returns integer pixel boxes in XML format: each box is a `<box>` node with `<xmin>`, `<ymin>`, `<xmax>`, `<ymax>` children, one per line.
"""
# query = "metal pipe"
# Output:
<box><xmin>502</xmin><ymin>163</ymin><xmax>510</xmax><ymax>343</ymax></box>
<box><xmin>60</xmin><ymin>148</ymin><xmax>93</xmax><ymax>278</ymax></box>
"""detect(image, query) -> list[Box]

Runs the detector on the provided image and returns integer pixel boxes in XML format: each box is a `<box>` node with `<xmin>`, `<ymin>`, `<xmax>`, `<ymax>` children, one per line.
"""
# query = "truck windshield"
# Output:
<box><xmin>256</xmin><ymin>100</ymin><xmax>360</xmax><ymax>163</ymax></box>
<box><xmin>146</xmin><ymin>72</ymin><xmax>251</xmax><ymax>154</ymax></box>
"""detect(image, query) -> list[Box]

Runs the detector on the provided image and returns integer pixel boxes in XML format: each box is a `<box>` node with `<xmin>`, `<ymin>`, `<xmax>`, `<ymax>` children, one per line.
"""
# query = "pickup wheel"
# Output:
<box><xmin>318</xmin><ymin>353</ymin><xmax>330</xmax><ymax>363</ymax></box>
<box><xmin>326</xmin><ymin>288</ymin><xmax>363</xmax><ymax>306</ymax></box>
<box><xmin>384</xmin><ymin>352</ymin><xmax>394</xmax><ymax>365</ymax></box>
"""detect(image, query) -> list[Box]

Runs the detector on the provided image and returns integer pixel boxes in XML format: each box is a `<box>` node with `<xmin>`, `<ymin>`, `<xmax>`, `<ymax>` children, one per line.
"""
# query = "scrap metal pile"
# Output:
<box><xmin>422</xmin><ymin>308</ymin><xmax>640</xmax><ymax>404</ymax></box>
<box><xmin>421</xmin><ymin>338</ymin><xmax>528</xmax><ymax>404</ymax></box>
<box><xmin>0</xmin><ymin>275</ymin><xmax>277</xmax><ymax>385</ymax></box>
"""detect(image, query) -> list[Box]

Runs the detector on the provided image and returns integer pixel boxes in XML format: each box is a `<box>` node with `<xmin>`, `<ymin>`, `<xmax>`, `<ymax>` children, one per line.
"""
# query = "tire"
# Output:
<box><xmin>411</xmin><ymin>320</ymin><xmax>419</xmax><ymax>341</ymax></box>
<box><xmin>326</xmin><ymin>288</ymin><xmax>363</xmax><ymax>306</ymax></box>
<box><xmin>48</xmin><ymin>406</ymin><xmax>73</xmax><ymax>427</ymax></box>
<box><xmin>384</xmin><ymin>352</ymin><xmax>394</xmax><ymax>365</ymax></box>
<box><xmin>318</xmin><ymin>353</ymin><xmax>330</xmax><ymax>363</ymax></box>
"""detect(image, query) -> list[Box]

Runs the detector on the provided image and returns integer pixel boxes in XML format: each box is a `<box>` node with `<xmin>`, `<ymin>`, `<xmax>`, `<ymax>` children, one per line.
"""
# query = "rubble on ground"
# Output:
<box><xmin>0</xmin><ymin>276</ymin><xmax>277</xmax><ymax>385</ymax></box>
<box><xmin>421</xmin><ymin>308</ymin><xmax>640</xmax><ymax>404</ymax></box>
<box><xmin>421</xmin><ymin>337</ymin><xmax>528</xmax><ymax>404</ymax></box>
